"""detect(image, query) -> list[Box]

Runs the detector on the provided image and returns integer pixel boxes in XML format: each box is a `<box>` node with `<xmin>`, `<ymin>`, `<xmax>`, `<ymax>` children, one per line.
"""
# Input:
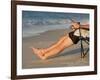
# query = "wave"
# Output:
<box><xmin>22</xmin><ymin>18</ymin><xmax>89</xmax><ymax>38</ymax></box>
<box><xmin>22</xmin><ymin>18</ymin><xmax>70</xmax><ymax>26</ymax></box>
<box><xmin>22</xmin><ymin>24</ymin><xmax>69</xmax><ymax>38</ymax></box>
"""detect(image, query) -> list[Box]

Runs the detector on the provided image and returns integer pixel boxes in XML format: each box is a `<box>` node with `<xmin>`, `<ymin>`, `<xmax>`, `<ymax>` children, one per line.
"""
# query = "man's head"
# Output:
<box><xmin>71</xmin><ymin>22</ymin><xmax>80</xmax><ymax>30</ymax></box>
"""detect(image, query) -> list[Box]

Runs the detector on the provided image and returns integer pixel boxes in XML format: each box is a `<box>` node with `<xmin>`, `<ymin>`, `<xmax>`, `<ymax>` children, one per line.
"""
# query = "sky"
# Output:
<box><xmin>22</xmin><ymin>11</ymin><xmax>89</xmax><ymax>38</ymax></box>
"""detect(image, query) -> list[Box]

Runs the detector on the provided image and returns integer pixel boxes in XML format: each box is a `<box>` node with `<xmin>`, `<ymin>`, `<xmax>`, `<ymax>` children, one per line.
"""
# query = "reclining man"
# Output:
<box><xmin>31</xmin><ymin>21</ymin><xmax>89</xmax><ymax>60</ymax></box>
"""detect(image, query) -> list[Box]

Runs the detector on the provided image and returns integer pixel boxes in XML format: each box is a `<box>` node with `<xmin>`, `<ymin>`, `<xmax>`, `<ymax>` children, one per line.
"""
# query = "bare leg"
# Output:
<box><xmin>32</xmin><ymin>35</ymin><xmax>73</xmax><ymax>60</ymax></box>
<box><xmin>43</xmin><ymin>35</ymin><xmax>73</xmax><ymax>59</ymax></box>
<box><xmin>39</xmin><ymin>35</ymin><xmax>68</xmax><ymax>55</ymax></box>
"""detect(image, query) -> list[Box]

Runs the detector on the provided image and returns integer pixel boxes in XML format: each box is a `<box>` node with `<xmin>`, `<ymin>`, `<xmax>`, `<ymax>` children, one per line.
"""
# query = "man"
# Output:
<box><xmin>31</xmin><ymin>21</ymin><xmax>89</xmax><ymax>60</ymax></box>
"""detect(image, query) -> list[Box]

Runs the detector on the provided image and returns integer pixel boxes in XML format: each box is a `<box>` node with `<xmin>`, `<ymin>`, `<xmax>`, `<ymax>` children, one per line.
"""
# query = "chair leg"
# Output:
<box><xmin>82</xmin><ymin>48</ymin><xmax>89</xmax><ymax>58</ymax></box>
<box><xmin>80</xmin><ymin>39</ymin><xmax>89</xmax><ymax>58</ymax></box>
<box><xmin>80</xmin><ymin>40</ymin><xmax>84</xmax><ymax>58</ymax></box>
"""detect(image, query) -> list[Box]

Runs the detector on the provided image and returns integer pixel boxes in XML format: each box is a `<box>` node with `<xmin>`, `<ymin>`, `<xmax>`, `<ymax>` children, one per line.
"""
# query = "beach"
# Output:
<box><xmin>22</xmin><ymin>29</ymin><xmax>89</xmax><ymax>69</ymax></box>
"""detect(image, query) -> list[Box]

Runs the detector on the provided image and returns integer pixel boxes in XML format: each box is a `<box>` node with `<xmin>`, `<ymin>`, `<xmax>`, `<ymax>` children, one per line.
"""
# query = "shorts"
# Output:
<box><xmin>69</xmin><ymin>29</ymin><xmax>89</xmax><ymax>44</ymax></box>
<box><xmin>69</xmin><ymin>31</ymin><xmax>79</xmax><ymax>44</ymax></box>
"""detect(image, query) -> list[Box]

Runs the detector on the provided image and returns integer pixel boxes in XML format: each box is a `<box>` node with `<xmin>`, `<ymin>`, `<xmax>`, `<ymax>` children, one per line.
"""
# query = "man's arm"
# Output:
<box><xmin>80</xmin><ymin>24</ymin><xmax>89</xmax><ymax>30</ymax></box>
<box><xmin>71</xmin><ymin>22</ymin><xmax>89</xmax><ymax>30</ymax></box>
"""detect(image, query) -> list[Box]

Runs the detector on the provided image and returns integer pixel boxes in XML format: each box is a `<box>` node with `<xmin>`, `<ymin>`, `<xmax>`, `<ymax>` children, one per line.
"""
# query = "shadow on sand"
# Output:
<box><xmin>56</xmin><ymin>47</ymin><xmax>88</xmax><ymax>58</ymax></box>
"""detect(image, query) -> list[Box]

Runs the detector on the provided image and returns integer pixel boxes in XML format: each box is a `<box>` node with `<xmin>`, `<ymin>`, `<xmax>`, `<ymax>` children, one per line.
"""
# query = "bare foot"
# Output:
<box><xmin>31</xmin><ymin>47</ymin><xmax>46</xmax><ymax>60</ymax></box>
<box><xmin>39</xmin><ymin>49</ymin><xmax>47</xmax><ymax>56</ymax></box>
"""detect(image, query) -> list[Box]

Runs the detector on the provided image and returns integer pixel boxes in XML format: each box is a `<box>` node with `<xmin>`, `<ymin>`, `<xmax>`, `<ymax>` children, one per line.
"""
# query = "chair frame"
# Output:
<box><xmin>79</xmin><ymin>27</ymin><xmax>89</xmax><ymax>58</ymax></box>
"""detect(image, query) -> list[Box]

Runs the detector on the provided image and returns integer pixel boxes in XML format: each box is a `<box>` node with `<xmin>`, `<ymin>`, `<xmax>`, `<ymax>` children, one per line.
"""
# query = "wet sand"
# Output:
<box><xmin>22</xmin><ymin>29</ymin><xmax>89</xmax><ymax>69</ymax></box>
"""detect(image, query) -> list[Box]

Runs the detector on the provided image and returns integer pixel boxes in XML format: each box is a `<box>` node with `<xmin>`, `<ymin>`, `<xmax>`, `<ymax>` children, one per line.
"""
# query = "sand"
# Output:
<box><xmin>22</xmin><ymin>29</ymin><xmax>89</xmax><ymax>69</ymax></box>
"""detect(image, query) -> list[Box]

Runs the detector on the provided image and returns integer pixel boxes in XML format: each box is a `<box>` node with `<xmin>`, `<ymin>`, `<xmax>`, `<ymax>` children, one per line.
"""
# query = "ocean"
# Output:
<box><xmin>22</xmin><ymin>11</ymin><xmax>89</xmax><ymax>38</ymax></box>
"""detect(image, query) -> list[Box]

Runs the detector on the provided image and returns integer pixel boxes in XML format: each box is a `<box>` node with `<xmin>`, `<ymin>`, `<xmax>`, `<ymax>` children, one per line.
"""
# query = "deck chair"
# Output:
<box><xmin>79</xmin><ymin>27</ymin><xmax>89</xmax><ymax>58</ymax></box>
